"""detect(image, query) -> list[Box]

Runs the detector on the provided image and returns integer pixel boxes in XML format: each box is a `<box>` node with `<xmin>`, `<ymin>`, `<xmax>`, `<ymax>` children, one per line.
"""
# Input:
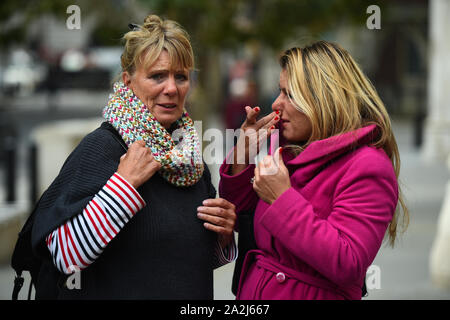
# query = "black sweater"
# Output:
<box><xmin>31</xmin><ymin>122</ymin><xmax>217</xmax><ymax>299</ymax></box>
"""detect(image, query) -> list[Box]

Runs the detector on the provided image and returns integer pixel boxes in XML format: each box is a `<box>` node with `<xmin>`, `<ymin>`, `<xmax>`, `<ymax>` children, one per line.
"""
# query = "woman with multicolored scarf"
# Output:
<box><xmin>30</xmin><ymin>14</ymin><xmax>237</xmax><ymax>299</ymax></box>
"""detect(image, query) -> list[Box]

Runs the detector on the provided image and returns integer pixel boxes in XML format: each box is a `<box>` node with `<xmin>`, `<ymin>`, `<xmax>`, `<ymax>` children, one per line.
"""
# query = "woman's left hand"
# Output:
<box><xmin>197</xmin><ymin>198</ymin><xmax>236</xmax><ymax>248</ymax></box>
<box><xmin>253</xmin><ymin>147</ymin><xmax>291</xmax><ymax>204</ymax></box>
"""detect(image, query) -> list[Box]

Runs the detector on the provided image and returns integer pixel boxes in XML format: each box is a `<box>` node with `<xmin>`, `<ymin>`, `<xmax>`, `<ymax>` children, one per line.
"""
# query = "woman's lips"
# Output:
<box><xmin>157</xmin><ymin>103</ymin><xmax>177</xmax><ymax>109</ymax></box>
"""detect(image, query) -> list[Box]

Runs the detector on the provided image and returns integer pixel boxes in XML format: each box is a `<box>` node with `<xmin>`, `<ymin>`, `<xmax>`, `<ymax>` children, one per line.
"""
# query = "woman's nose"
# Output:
<box><xmin>272</xmin><ymin>94</ymin><xmax>282</xmax><ymax>112</ymax></box>
<box><xmin>163</xmin><ymin>76</ymin><xmax>177</xmax><ymax>96</ymax></box>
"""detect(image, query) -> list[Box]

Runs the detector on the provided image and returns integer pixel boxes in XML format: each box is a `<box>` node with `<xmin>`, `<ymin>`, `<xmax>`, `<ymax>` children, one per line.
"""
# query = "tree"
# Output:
<box><xmin>139</xmin><ymin>0</ymin><xmax>374</xmax><ymax>118</ymax></box>
<box><xmin>0</xmin><ymin>0</ymin><xmax>383</xmax><ymax>120</ymax></box>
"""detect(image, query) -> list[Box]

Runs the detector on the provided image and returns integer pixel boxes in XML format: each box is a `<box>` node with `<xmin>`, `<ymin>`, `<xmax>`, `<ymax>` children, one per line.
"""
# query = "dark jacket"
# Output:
<box><xmin>31</xmin><ymin>122</ymin><xmax>217</xmax><ymax>299</ymax></box>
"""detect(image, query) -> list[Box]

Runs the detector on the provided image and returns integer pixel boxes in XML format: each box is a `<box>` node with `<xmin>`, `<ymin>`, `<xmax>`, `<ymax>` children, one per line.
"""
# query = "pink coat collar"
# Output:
<box><xmin>275</xmin><ymin>124</ymin><xmax>380</xmax><ymax>167</ymax></box>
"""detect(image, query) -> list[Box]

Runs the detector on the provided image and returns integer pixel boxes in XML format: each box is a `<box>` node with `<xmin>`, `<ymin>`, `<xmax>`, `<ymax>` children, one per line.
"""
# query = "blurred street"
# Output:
<box><xmin>1</xmin><ymin>106</ymin><xmax>450</xmax><ymax>299</ymax></box>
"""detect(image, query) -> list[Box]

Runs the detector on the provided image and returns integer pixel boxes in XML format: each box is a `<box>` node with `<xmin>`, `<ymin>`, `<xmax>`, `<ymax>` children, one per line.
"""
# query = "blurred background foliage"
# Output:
<box><xmin>0</xmin><ymin>0</ymin><xmax>375</xmax><ymax>48</ymax></box>
<box><xmin>0</xmin><ymin>0</ymin><xmax>376</xmax><ymax>50</ymax></box>
<box><xmin>0</xmin><ymin>0</ymin><xmax>385</xmax><ymax>120</ymax></box>
<box><xmin>143</xmin><ymin>0</ymin><xmax>370</xmax><ymax>49</ymax></box>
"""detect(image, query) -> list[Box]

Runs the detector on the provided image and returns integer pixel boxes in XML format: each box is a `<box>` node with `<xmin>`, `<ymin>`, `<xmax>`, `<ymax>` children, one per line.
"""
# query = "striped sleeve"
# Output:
<box><xmin>46</xmin><ymin>172</ymin><xmax>146</xmax><ymax>274</ymax></box>
<box><xmin>213</xmin><ymin>234</ymin><xmax>238</xmax><ymax>269</ymax></box>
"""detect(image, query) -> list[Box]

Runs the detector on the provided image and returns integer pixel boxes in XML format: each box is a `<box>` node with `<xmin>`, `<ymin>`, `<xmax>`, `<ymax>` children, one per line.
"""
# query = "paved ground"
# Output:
<box><xmin>1</xmin><ymin>92</ymin><xmax>449</xmax><ymax>299</ymax></box>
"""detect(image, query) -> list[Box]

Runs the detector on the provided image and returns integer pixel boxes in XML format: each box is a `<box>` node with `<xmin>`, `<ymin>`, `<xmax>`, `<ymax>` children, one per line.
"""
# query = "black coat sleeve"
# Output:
<box><xmin>31</xmin><ymin>125</ymin><xmax>126</xmax><ymax>259</ymax></box>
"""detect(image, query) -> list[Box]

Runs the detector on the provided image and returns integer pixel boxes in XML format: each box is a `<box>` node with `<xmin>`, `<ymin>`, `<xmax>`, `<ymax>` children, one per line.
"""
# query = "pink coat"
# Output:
<box><xmin>219</xmin><ymin>124</ymin><xmax>398</xmax><ymax>300</ymax></box>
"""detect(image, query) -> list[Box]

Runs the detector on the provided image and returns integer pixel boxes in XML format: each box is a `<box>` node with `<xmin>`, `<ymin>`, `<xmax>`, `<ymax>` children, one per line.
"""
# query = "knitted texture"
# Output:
<box><xmin>103</xmin><ymin>82</ymin><xmax>203</xmax><ymax>187</ymax></box>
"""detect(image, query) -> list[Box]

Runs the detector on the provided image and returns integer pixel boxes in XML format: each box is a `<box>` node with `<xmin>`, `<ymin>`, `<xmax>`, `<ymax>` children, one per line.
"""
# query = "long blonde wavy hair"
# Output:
<box><xmin>279</xmin><ymin>41</ymin><xmax>409</xmax><ymax>247</ymax></box>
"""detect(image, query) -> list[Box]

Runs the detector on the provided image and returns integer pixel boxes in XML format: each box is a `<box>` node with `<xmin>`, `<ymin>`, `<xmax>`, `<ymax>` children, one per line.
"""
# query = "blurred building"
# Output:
<box><xmin>422</xmin><ymin>0</ymin><xmax>450</xmax><ymax>163</ymax></box>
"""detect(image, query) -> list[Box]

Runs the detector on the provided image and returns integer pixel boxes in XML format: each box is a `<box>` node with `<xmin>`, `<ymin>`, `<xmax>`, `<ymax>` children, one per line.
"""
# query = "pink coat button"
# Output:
<box><xmin>276</xmin><ymin>272</ymin><xmax>286</xmax><ymax>283</ymax></box>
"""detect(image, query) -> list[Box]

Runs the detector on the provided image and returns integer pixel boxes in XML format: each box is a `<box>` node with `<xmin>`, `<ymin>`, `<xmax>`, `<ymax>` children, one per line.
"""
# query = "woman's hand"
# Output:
<box><xmin>117</xmin><ymin>140</ymin><xmax>162</xmax><ymax>189</ymax></box>
<box><xmin>197</xmin><ymin>198</ymin><xmax>237</xmax><ymax>248</ymax></box>
<box><xmin>231</xmin><ymin>106</ymin><xmax>280</xmax><ymax>175</ymax></box>
<box><xmin>253</xmin><ymin>147</ymin><xmax>290</xmax><ymax>204</ymax></box>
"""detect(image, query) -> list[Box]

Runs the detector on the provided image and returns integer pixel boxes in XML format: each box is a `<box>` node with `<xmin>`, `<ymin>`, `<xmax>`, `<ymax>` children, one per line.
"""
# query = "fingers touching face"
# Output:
<box><xmin>271</xmin><ymin>69</ymin><xmax>312</xmax><ymax>144</ymax></box>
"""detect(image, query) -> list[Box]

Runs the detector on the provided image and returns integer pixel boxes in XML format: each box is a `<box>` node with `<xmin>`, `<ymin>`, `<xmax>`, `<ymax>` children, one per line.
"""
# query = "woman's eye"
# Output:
<box><xmin>280</xmin><ymin>88</ymin><xmax>290</xmax><ymax>99</ymax></box>
<box><xmin>149</xmin><ymin>73</ymin><xmax>164</xmax><ymax>81</ymax></box>
<box><xmin>175</xmin><ymin>74</ymin><xmax>188</xmax><ymax>81</ymax></box>
<box><xmin>281</xmin><ymin>89</ymin><xmax>293</xmax><ymax>100</ymax></box>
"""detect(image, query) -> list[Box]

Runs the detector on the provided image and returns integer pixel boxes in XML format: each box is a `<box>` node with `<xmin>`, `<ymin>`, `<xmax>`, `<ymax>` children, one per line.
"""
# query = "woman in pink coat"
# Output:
<box><xmin>219</xmin><ymin>41</ymin><xmax>409</xmax><ymax>300</ymax></box>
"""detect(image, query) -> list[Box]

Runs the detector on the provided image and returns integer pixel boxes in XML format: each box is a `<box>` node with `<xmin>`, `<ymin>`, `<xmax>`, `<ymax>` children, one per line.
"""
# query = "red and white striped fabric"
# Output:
<box><xmin>46</xmin><ymin>172</ymin><xmax>236</xmax><ymax>274</ymax></box>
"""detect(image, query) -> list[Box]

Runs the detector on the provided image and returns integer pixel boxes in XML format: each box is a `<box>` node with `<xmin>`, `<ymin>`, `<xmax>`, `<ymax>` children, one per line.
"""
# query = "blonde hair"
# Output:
<box><xmin>279</xmin><ymin>41</ymin><xmax>409</xmax><ymax>247</ymax></box>
<box><xmin>121</xmin><ymin>14</ymin><xmax>194</xmax><ymax>75</ymax></box>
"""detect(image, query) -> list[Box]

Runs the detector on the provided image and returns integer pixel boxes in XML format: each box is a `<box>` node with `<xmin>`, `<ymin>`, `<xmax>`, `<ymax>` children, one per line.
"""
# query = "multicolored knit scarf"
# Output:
<box><xmin>103</xmin><ymin>82</ymin><xmax>204</xmax><ymax>187</ymax></box>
